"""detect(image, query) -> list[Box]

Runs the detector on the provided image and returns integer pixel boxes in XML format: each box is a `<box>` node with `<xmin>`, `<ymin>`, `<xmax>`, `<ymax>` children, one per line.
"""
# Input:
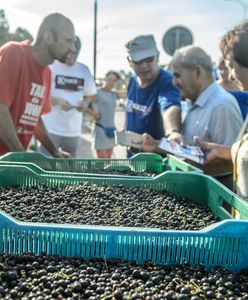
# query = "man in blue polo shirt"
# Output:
<box><xmin>125</xmin><ymin>34</ymin><xmax>182</xmax><ymax>156</ymax></box>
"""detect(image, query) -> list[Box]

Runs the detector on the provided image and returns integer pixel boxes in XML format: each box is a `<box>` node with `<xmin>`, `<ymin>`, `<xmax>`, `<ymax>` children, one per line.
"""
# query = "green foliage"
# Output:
<box><xmin>11</xmin><ymin>27</ymin><xmax>33</xmax><ymax>43</ymax></box>
<box><xmin>0</xmin><ymin>9</ymin><xmax>10</xmax><ymax>45</ymax></box>
<box><xmin>0</xmin><ymin>9</ymin><xmax>33</xmax><ymax>46</ymax></box>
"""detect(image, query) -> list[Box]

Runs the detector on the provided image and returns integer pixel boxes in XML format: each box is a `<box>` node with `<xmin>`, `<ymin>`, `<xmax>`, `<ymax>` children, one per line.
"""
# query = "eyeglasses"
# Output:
<box><xmin>129</xmin><ymin>56</ymin><xmax>155</xmax><ymax>66</ymax></box>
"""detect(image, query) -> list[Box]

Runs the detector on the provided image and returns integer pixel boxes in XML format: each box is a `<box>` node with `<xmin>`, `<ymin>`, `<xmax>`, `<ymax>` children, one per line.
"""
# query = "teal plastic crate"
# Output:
<box><xmin>0</xmin><ymin>165</ymin><xmax>247</xmax><ymax>271</ymax></box>
<box><xmin>0</xmin><ymin>211</ymin><xmax>247</xmax><ymax>272</ymax></box>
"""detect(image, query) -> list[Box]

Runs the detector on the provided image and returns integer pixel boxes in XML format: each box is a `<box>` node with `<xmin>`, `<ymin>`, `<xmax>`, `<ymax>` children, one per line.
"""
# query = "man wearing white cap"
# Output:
<box><xmin>125</xmin><ymin>34</ymin><xmax>182</xmax><ymax>156</ymax></box>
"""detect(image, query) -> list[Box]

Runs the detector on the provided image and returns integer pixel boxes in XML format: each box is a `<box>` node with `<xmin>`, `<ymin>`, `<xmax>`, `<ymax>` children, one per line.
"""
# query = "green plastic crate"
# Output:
<box><xmin>0</xmin><ymin>152</ymin><xmax>201</xmax><ymax>178</ymax></box>
<box><xmin>0</xmin><ymin>161</ymin><xmax>145</xmax><ymax>180</ymax></box>
<box><xmin>0</xmin><ymin>165</ymin><xmax>247</xmax><ymax>271</ymax></box>
<box><xmin>0</xmin><ymin>152</ymin><xmax>163</xmax><ymax>173</ymax></box>
<box><xmin>164</xmin><ymin>154</ymin><xmax>203</xmax><ymax>173</ymax></box>
<box><xmin>0</xmin><ymin>165</ymin><xmax>246</xmax><ymax>220</ymax></box>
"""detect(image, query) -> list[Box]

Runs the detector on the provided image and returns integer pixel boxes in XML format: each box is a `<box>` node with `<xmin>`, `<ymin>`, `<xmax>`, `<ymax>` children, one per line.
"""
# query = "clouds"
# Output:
<box><xmin>2</xmin><ymin>0</ymin><xmax>243</xmax><ymax>77</ymax></box>
<box><xmin>9</xmin><ymin>0</ymin><xmax>92</xmax><ymax>18</ymax></box>
<box><xmin>95</xmin><ymin>0</ymin><xmax>242</xmax><ymax>76</ymax></box>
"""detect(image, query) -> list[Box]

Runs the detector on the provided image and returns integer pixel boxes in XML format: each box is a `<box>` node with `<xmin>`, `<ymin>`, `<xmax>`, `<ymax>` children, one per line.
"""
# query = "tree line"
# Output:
<box><xmin>0</xmin><ymin>9</ymin><xmax>33</xmax><ymax>46</ymax></box>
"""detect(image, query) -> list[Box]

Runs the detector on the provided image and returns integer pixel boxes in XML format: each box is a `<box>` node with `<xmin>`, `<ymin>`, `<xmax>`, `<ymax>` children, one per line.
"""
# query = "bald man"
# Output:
<box><xmin>0</xmin><ymin>13</ymin><xmax>76</xmax><ymax>156</ymax></box>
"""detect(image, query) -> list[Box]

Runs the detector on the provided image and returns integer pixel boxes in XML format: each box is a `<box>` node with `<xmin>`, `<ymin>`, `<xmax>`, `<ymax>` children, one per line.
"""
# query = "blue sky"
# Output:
<box><xmin>2</xmin><ymin>0</ymin><xmax>246</xmax><ymax>77</ymax></box>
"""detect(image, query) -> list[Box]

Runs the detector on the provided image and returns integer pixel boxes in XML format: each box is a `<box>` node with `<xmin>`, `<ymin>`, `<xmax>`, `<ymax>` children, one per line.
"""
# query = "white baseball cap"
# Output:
<box><xmin>125</xmin><ymin>34</ymin><xmax>159</xmax><ymax>62</ymax></box>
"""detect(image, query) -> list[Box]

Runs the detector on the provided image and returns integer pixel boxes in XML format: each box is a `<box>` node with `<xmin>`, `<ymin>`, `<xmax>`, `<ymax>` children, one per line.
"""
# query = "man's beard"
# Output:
<box><xmin>57</xmin><ymin>53</ymin><xmax>69</xmax><ymax>64</ymax></box>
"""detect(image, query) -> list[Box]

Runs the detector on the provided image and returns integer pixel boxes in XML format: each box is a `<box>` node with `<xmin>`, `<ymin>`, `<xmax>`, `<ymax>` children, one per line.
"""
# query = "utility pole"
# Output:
<box><xmin>93</xmin><ymin>0</ymin><xmax>98</xmax><ymax>79</ymax></box>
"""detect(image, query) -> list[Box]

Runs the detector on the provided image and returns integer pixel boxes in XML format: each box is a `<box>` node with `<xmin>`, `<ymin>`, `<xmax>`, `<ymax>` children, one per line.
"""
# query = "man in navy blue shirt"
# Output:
<box><xmin>230</xmin><ymin>91</ymin><xmax>248</xmax><ymax>120</ymax></box>
<box><xmin>125</xmin><ymin>34</ymin><xmax>182</xmax><ymax>156</ymax></box>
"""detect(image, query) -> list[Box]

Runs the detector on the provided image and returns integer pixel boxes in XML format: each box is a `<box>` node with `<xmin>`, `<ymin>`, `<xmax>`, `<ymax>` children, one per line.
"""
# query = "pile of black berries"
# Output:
<box><xmin>0</xmin><ymin>253</ymin><xmax>247</xmax><ymax>299</ymax></box>
<box><xmin>0</xmin><ymin>184</ymin><xmax>219</xmax><ymax>230</ymax></box>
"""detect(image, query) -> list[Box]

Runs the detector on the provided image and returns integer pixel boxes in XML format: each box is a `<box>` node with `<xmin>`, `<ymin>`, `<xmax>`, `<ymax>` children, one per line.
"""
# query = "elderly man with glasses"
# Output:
<box><xmin>125</xmin><ymin>34</ymin><xmax>182</xmax><ymax>157</ymax></box>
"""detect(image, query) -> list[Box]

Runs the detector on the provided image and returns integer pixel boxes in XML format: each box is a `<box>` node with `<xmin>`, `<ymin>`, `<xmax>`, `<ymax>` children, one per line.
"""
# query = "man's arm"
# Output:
<box><xmin>162</xmin><ymin>105</ymin><xmax>184</xmax><ymax>143</ymax></box>
<box><xmin>194</xmin><ymin>136</ymin><xmax>232</xmax><ymax>175</ymax></box>
<box><xmin>77</xmin><ymin>94</ymin><xmax>99</xmax><ymax>120</ymax></box>
<box><xmin>194</xmin><ymin>137</ymin><xmax>232</xmax><ymax>162</ymax></box>
<box><xmin>162</xmin><ymin>105</ymin><xmax>181</xmax><ymax>133</ymax></box>
<box><xmin>80</xmin><ymin>106</ymin><xmax>100</xmax><ymax>120</ymax></box>
<box><xmin>34</xmin><ymin>118</ymin><xmax>69</xmax><ymax>157</ymax></box>
<box><xmin>52</xmin><ymin>97</ymin><xmax>72</xmax><ymax>111</ymax></box>
<box><xmin>142</xmin><ymin>133</ymin><xmax>166</xmax><ymax>155</ymax></box>
<box><xmin>84</xmin><ymin>95</ymin><xmax>97</xmax><ymax>102</ymax></box>
<box><xmin>0</xmin><ymin>102</ymin><xmax>24</xmax><ymax>151</ymax></box>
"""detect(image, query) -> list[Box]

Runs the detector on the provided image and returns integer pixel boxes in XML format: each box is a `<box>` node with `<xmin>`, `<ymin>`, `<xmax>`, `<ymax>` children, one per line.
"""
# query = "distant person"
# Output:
<box><xmin>82</xmin><ymin>71</ymin><xmax>126</xmax><ymax>158</ymax></box>
<box><xmin>141</xmin><ymin>46</ymin><xmax>243</xmax><ymax>189</ymax></box>
<box><xmin>217</xmin><ymin>58</ymin><xmax>248</xmax><ymax>120</ymax></box>
<box><xmin>0</xmin><ymin>13</ymin><xmax>75</xmax><ymax>156</ymax></box>
<box><xmin>212</xmin><ymin>62</ymin><xmax>219</xmax><ymax>80</ymax></box>
<box><xmin>230</xmin><ymin>90</ymin><xmax>248</xmax><ymax>120</ymax></box>
<box><xmin>124</xmin><ymin>34</ymin><xmax>182</xmax><ymax>157</ymax></box>
<box><xmin>217</xmin><ymin>58</ymin><xmax>241</xmax><ymax>91</ymax></box>
<box><xmin>40</xmin><ymin>36</ymin><xmax>97</xmax><ymax>157</ymax></box>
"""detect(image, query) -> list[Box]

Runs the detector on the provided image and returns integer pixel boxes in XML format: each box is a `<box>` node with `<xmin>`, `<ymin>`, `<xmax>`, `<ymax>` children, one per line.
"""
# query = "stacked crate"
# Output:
<box><xmin>0</xmin><ymin>153</ymin><xmax>247</xmax><ymax>272</ymax></box>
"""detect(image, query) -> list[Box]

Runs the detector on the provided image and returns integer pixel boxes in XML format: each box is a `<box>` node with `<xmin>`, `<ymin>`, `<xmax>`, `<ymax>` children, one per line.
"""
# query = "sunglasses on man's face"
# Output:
<box><xmin>130</xmin><ymin>56</ymin><xmax>155</xmax><ymax>66</ymax></box>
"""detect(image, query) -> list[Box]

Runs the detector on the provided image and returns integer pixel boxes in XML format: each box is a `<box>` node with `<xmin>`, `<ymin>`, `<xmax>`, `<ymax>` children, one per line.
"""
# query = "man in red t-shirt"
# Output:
<box><xmin>0</xmin><ymin>13</ymin><xmax>76</xmax><ymax>156</ymax></box>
